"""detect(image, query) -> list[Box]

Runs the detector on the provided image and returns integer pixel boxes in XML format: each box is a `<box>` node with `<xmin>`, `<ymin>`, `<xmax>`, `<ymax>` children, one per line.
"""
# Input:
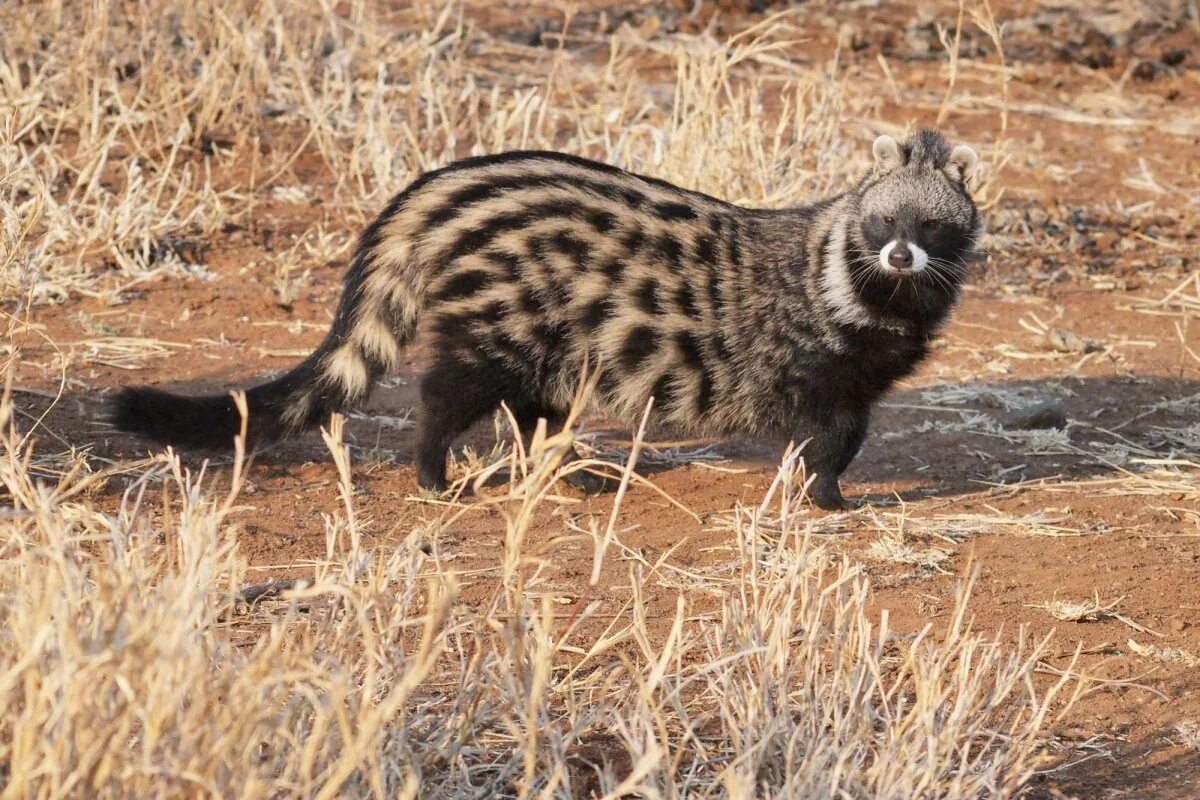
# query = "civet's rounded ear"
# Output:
<box><xmin>944</xmin><ymin>144</ymin><xmax>978</xmax><ymax>185</ymax></box>
<box><xmin>872</xmin><ymin>135</ymin><xmax>904</xmax><ymax>173</ymax></box>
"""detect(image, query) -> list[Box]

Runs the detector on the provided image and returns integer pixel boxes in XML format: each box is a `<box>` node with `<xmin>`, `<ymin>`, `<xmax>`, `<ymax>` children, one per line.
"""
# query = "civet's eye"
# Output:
<box><xmin>883</xmin><ymin>215</ymin><xmax>896</xmax><ymax>226</ymax></box>
<box><xmin>922</xmin><ymin>218</ymin><xmax>942</xmax><ymax>230</ymax></box>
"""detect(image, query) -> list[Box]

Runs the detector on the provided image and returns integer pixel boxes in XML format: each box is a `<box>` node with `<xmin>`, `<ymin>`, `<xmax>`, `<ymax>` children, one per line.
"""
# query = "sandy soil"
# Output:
<box><xmin>11</xmin><ymin>2</ymin><xmax>1200</xmax><ymax>796</ymax></box>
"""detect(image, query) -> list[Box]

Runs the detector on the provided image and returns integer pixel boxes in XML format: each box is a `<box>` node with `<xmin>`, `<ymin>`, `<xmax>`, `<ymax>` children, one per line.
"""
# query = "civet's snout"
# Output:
<box><xmin>879</xmin><ymin>240</ymin><xmax>929</xmax><ymax>275</ymax></box>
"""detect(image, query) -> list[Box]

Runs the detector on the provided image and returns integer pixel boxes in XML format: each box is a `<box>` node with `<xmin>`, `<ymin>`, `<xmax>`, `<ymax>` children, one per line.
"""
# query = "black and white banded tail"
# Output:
<box><xmin>110</xmin><ymin>216</ymin><xmax>425</xmax><ymax>449</ymax></box>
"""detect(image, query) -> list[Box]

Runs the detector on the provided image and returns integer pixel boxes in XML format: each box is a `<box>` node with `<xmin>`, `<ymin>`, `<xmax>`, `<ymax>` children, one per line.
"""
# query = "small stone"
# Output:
<box><xmin>1171</xmin><ymin>617</ymin><xmax>1188</xmax><ymax>633</ymax></box>
<box><xmin>1001</xmin><ymin>401</ymin><xmax>1068</xmax><ymax>431</ymax></box>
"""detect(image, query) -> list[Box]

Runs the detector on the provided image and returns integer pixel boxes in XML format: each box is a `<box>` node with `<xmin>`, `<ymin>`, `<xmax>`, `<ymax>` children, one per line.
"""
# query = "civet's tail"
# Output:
<box><xmin>110</xmin><ymin>206</ymin><xmax>427</xmax><ymax>449</ymax></box>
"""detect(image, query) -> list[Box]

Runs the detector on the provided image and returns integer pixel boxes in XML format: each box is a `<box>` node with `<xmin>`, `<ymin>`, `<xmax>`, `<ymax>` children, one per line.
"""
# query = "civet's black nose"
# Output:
<box><xmin>888</xmin><ymin>243</ymin><xmax>913</xmax><ymax>270</ymax></box>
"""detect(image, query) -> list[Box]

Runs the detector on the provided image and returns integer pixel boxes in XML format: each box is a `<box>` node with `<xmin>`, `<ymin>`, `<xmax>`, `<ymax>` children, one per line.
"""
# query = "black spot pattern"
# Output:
<box><xmin>636</xmin><ymin>279</ymin><xmax>661</xmax><ymax>315</ymax></box>
<box><xmin>423</xmin><ymin>169</ymin><xmax>693</xmax><ymax>230</ymax></box>
<box><xmin>432</xmin><ymin>299</ymin><xmax>506</xmax><ymax>341</ymax></box>
<box><xmin>424</xmin><ymin>178</ymin><xmax>527</xmax><ymax>227</ymax></box>
<box><xmin>489</xmin><ymin>327</ymin><xmax>528</xmax><ymax>360</ymax></box>
<box><xmin>551</xmin><ymin>229</ymin><xmax>590</xmax><ymax>270</ymax></box>
<box><xmin>599</xmin><ymin>256</ymin><xmax>624</xmax><ymax>280</ymax></box>
<box><xmin>675</xmin><ymin>331</ymin><xmax>704</xmax><ymax>371</ymax></box>
<box><xmin>580</xmin><ymin>297</ymin><xmax>614</xmax><ymax>331</ymax></box>
<box><xmin>675</xmin><ymin>331</ymin><xmax>714</xmax><ymax>414</ymax></box>
<box><xmin>674</xmin><ymin>282</ymin><xmax>700</xmax><ymax>318</ymax></box>
<box><xmin>531</xmin><ymin>320</ymin><xmax>567</xmax><ymax>353</ymax></box>
<box><xmin>712</xmin><ymin>330</ymin><xmax>733</xmax><ymax>363</ymax></box>
<box><xmin>650</xmin><ymin>372</ymin><xmax>678</xmax><ymax>412</ymax></box>
<box><xmin>620</xmin><ymin>188</ymin><xmax>645</xmax><ymax>209</ymax></box>
<box><xmin>653</xmin><ymin>201</ymin><xmax>698</xmax><ymax>221</ymax></box>
<box><xmin>518</xmin><ymin>287</ymin><xmax>545</xmax><ymax>314</ymax></box>
<box><xmin>443</xmin><ymin>198</ymin><xmax>582</xmax><ymax>262</ymax></box>
<box><xmin>484</xmin><ymin>250</ymin><xmax>523</xmax><ymax>281</ymax></box>
<box><xmin>586</xmin><ymin>209</ymin><xmax>619</xmax><ymax>233</ymax></box>
<box><xmin>654</xmin><ymin>233</ymin><xmax>683</xmax><ymax>269</ymax></box>
<box><xmin>619</xmin><ymin>326</ymin><xmax>658</xmax><ymax>372</ymax></box>
<box><xmin>621</xmin><ymin>226</ymin><xmax>646</xmax><ymax>255</ymax></box>
<box><xmin>706</xmin><ymin>267</ymin><xmax>722</xmax><ymax>315</ymax></box>
<box><xmin>726</xmin><ymin>219</ymin><xmax>742</xmax><ymax>267</ymax></box>
<box><xmin>432</xmin><ymin>270</ymin><xmax>493</xmax><ymax>303</ymax></box>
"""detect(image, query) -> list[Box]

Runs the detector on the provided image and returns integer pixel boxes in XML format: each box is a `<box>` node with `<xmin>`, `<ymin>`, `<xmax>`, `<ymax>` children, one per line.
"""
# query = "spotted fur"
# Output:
<box><xmin>111</xmin><ymin>130</ymin><xmax>981</xmax><ymax>509</ymax></box>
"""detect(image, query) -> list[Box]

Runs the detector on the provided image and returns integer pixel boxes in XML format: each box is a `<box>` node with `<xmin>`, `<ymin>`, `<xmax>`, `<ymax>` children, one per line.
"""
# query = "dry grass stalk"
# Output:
<box><xmin>1128</xmin><ymin>271</ymin><xmax>1200</xmax><ymax>318</ymax></box>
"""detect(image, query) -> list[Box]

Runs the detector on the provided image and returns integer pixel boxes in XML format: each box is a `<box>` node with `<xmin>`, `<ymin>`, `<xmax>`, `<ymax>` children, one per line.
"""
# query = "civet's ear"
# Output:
<box><xmin>944</xmin><ymin>144</ymin><xmax>978</xmax><ymax>185</ymax></box>
<box><xmin>872</xmin><ymin>135</ymin><xmax>905</xmax><ymax>173</ymax></box>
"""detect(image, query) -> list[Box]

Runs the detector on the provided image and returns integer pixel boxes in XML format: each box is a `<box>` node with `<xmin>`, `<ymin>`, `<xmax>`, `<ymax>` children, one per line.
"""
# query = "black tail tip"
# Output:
<box><xmin>108</xmin><ymin>386</ymin><xmax>242</xmax><ymax>449</ymax></box>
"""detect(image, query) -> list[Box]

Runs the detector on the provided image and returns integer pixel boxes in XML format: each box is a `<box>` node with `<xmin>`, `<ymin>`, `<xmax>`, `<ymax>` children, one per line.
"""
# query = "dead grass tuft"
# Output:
<box><xmin>1034</xmin><ymin>594</ymin><xmax>1161</xmax><ymax>636</ymax></box>
<box><xmin>1174</xmin><ymin>721</ymin><xmax>1200</xmax><ymax>752</ymax></box>
<box><xmin>868</xmin><ymin>534</ymin><xmax>954</xmax><ymax>572</ymax></box>
<box><xmin>1127</xmin><ymin>638</ymin><xmax>1200</xmax><ymax>667</ymax></box>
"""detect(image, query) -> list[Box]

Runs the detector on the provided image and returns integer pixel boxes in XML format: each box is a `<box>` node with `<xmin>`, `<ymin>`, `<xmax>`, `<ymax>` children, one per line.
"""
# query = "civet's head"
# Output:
<box><xmin>853</xmin><ymin>130</ymin><xmax>980</xmax><ymax>289</ymax></box>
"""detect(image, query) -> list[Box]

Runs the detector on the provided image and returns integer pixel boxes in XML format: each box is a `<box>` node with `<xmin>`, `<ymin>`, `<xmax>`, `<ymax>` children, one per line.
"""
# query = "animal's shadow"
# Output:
<box><xmin>33</xmin><ymin>367</ymin><xmax>1200</xmax><ymax>504</ymax></box>
<box><xmin>1042</xmin><ymin>748</ymin><xmax>1200</xmax><ymax>800</ymax></box>
<box><xmin>839</xmin><ymin>371</ymin><xmax>1200</xmax><ymax>502</ymax></box>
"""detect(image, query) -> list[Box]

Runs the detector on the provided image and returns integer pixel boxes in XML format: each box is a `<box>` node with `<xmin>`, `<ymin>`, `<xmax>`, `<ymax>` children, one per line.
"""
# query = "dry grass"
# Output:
<box><xmin>1128</xmin><ymin>271</ymin><xmax>1200</xmax><ymax>318</ymax></box>
<box><xmin>1128</xmin><ymin>639</ymin><xmax>1200</xmax><ymax>668</ymax></box>
<box><xmin>1174</xmin><ymin>721</ymin><xmax>1200</xmax><ymax>752</ymax></box>
<box><xmin>1033</xmin><ymin>594</ymin><xmax>1162</xmax><ymax>637</ymax></box>
<box><xmin>0</xmin><ymin>385</ymin><xmax>1086</xmax><ymax>798</ymax></box>
<box><xmin>1</xmin><ymin>0</ymin><xmax>867</xmax><ymax>311</ymax></box>
<box><xmin>868</xmin><ymin>534</ymin><xmax>954</xmax><ymax>572</ymax></box>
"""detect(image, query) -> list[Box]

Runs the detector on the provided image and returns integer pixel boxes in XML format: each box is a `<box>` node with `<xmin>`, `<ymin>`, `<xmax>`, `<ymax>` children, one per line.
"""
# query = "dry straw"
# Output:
<box><xmin>1</xmin><ymin>0</ymin><xmax>862</xmax><ymax>310</ymax></box>
<box><xmin>0</xmin><ymin>381</ymin><xmax>1086</xmax><ymax>797</ymax></box>
<box><xmin>1032</xmin><ymin>594</ymin><xmax>1162</xmax><ymax>638</ymax></box>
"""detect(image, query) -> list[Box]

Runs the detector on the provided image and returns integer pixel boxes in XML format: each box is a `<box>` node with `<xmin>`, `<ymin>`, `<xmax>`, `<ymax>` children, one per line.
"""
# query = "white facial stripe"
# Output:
<box><xmin>879</xmin><ymin>240</ymin><xmax>895</xmax><ymax>271</ymax></box>
<box><xmin>909</xmin><ymin>242</ymin><xmax>929</xmax><ymax>272</ymax></box>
